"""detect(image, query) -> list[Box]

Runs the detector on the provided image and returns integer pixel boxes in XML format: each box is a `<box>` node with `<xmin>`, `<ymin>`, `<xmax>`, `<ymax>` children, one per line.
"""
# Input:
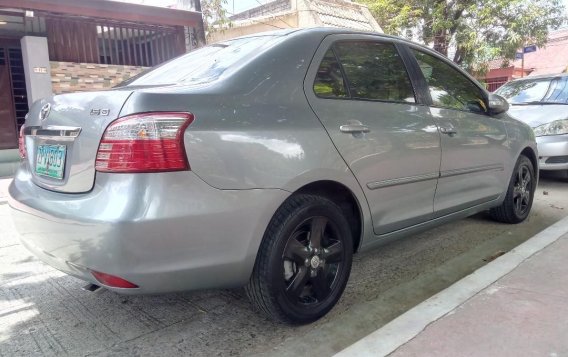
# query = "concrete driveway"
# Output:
<box><xmin>1</xmin><ymin>175</ymin><xmax>567</xmax><ymax>356</ymax></box>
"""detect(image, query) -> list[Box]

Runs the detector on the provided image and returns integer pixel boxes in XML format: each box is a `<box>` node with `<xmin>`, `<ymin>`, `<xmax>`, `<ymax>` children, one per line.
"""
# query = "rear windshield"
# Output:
<box><xmin>120</xmin><ymin>35</ymin><xmax>277</xmax><ymax>87</ymax></box>
<box><xmin>496</xmin><ymin>76</ymin><xmax>568</xmax><ymax>104</ymax></box>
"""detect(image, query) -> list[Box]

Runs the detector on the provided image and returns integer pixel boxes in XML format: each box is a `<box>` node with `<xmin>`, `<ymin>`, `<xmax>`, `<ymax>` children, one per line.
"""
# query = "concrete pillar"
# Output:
<box><xmin>20</xmin><ymin>36</ymin><xmax>53</xmax><ymax>107</ymax></box>
<box><xmin>297</xmin><ymin>0</ymin><xmax>320</xmax><ymax>28</ymax></box>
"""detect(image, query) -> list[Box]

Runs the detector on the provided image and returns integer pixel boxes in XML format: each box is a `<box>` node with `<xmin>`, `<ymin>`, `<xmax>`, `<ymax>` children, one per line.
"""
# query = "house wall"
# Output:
<box><xmin>50</xmin><ymin>62</ymin><xmax>147</xmax><ymax>94</ymax></box>
<box><xmin>208</xmin><ymin>0</ymin><xmax>382</xmax><ymax>43</ymax></box>
<box><xmin>209</xmin><ymin>13</ymin><xmax>299</xmax><ymax>43</ymax></box>
<box><xmin>485</xmin><ymin>67</ymin><xmax>514</xmax><ymax>80</ymax></box>
<box><xmin>230</xmin><ymin>0</ymin><xmax>291</xmax><ymax>20</ymax></box>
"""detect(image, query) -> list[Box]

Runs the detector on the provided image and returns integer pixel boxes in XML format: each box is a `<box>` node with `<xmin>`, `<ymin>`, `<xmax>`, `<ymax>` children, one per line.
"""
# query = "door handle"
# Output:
<box><xmin>440</xmin><ymin>127</ymin><xmax>457</xmax><ymax>136</ymax></box>
<box><xmin>340</xmin><ymin>124</ymin><xmax>370</xmax><ymax>134</ymax></box>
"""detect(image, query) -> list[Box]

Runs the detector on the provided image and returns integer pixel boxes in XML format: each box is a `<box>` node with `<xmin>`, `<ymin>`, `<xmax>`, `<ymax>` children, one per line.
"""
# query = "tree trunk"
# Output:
<box><xmin>453</xmin><ymin>46</ymin><xmax>463</xmax><ymax>65</ymax></box>
<box><xmin>433</xmin><ymin>30</ymin><xmax>449</xmax><ymax>56</ymax></box>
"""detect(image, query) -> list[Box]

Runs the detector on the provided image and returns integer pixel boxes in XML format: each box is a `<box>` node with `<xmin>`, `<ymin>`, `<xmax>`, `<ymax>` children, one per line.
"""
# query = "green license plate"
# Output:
<box><xmin>35</xmin><ymin>144</ymin><xmax>67</xmax><ymax>180</ymax></box>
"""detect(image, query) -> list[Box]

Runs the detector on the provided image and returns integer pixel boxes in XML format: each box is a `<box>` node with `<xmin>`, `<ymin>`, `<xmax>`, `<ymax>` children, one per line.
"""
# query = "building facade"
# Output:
<box><xmin>209</xmin><ymin>0</ymin><xmax>382</xmax><ymax>43</ymax></box>
<box><xmin>0</xmin><ymin>0</ymin><xmax>203</xmax><ymax>175</ymax></box>
<box><xmin>482</xmin><ymin>28</ymin><xmax>568</xmax><ymax>91</ymax></box>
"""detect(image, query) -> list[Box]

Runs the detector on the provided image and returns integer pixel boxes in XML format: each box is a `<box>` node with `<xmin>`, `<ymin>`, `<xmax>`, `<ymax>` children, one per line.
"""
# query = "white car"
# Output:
<box><xmin>496</xmin><ymin>74</ymin><xmax>568</xmax><ymax>174</ymax></box>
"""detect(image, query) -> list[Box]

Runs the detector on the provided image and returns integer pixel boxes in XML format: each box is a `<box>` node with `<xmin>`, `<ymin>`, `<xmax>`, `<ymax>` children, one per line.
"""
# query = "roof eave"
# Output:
<box><xmin>0</xmin><ymin>0</ymin><xmax>203</xmax><ymax>27</ymax></box>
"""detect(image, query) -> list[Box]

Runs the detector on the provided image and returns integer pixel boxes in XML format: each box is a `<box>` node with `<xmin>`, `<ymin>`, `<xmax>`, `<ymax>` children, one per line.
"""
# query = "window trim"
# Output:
<box><xmin>395</xmin><ymin>43</ymin><xmax>432</xmax><ymax>105</ymax></box>
<box><xmin>312</xmin><ymin>47</ymin><xmax>350</xmax><ymax>99</ymax></box>
<box><xmin>331</xmin><ymin>46</ymin><xmax>352</xmax><ymax>98</ymax></box>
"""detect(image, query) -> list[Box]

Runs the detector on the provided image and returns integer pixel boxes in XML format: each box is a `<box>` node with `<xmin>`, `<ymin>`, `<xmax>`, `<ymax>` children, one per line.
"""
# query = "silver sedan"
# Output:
<box><xmin>496</xmin><ymin>74</ymin><xmax>568</xmax><ymax>174</ymax></box>
<box><xmin>9</xmin><ymin>28</ymin><xmax>537</xmax><ymax>324</ymax></box>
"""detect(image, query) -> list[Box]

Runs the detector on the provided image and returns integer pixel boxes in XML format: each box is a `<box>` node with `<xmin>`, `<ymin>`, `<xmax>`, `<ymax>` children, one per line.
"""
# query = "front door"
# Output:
<box><xmin>304</xmin><ymin>35</ymin><xmax>442</xmax><ymax>235</ymax></box>
<box><xmin>0</xmin><ymin>46</ymin><xmax>18</xmax><ymax>149</ymax></box>
<box><xmin>410</xmin><ymin>48</ymin><xmax>509</xmax><ymax>216</ymax></box>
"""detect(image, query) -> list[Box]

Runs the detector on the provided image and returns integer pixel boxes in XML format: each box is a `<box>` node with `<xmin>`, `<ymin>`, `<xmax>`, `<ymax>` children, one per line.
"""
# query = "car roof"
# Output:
<box><xmin>225</xmin><ymin>27</ymin><xmax>441</xmax><ymax>59</ymax></box>
<box><xmin>233</xmin><ymin>27</ymin><xmax>409</xmax><ymax>43</ymax></box>
<box><xmin>221</xmin><ymin>27</ymin><xmax>487</xmax><ymax>93</ymax></box>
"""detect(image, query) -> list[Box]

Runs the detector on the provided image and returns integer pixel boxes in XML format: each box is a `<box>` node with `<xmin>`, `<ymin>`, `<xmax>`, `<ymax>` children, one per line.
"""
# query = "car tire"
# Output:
<box><xmin>245</xmin><ymin>194</ymin><xmax>353</xmax><ymax>324</ymax></box>
<box><xmin>490</xmin><ymin>155</ymin><xmax>535</xmax><ymax>224</ymax></box>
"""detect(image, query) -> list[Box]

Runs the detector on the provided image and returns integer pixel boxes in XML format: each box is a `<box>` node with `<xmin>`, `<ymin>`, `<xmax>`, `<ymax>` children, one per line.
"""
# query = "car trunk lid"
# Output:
<box><xmin>23</xmin><ymin>89</ymin><xmax>134</xmax><ymax>193</ymax></box>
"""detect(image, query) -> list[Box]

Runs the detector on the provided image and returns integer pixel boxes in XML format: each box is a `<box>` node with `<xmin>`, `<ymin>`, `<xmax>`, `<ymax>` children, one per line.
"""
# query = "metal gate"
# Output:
<box><xmin>0</xmin><ymin>40</ymin><xmax>28</xmax><ymax>150</ymax></box>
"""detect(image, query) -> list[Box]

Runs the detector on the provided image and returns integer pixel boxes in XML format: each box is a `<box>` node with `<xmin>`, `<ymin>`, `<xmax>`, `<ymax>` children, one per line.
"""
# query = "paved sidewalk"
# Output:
<box><xmin>337</xmin><ymin>215</ymin><xmax>568</xmax><ymax>357</ymax></box>
<box><xmin>0</xmin><ymin>177</ymin><xmax>12</xmax><ymax>203</ymax></box>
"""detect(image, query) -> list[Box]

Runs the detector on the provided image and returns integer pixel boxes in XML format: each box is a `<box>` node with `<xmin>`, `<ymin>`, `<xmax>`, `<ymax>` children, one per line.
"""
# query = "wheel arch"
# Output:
<box><xmin>294</xmin><ymin>180</ymin><xmax>364</xmax><ymax>253</ymax></box>
<box><xmin>520</xmin><ymin>146</ymin><xmax>538</xmax><ymax>176</ymax></box>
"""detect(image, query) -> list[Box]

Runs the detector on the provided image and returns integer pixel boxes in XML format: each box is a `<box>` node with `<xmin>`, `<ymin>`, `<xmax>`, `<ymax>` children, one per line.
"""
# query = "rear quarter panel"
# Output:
<box><xmin>120</xmin><ymin>32</ymin><xmax>366</xmax><ymax>195</ymax></box>
<box><xmin>121</xmin><ymin>31</ymin><xmax>372</xmax><ymax>250</ymax></box>
<box><xmin>119</xmin><ymin>30</ymin><xmax>373</xmax><ymax>249</ymax></box>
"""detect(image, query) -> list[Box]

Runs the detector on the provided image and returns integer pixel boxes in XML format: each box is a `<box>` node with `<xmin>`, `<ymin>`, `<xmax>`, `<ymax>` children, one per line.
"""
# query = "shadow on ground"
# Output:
<box><xmin>0</xmin><ymin>176</ymin><xmax>566</xmax><ymax>356</ymax></box>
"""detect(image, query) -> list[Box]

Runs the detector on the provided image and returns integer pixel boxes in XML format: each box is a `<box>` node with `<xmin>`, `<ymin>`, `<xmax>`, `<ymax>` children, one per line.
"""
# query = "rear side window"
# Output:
<box><xmin>313</xmin><ymin>49</ymin><xmax>348</xmax><ymax>98</ymax></box>
<box><xmin>122</xmin><ymin>35</ymin><xmax>277</xmax><ymax>86</ymax></box>
<box><xmin>413</xmin><ymin>49</ymin><xmax>487</xmax><ymax>113</ymax></box>
<box><xmin>333</xmin><ymin>41</ymin><xmax>416</xmax><ymax>103</ymax></box>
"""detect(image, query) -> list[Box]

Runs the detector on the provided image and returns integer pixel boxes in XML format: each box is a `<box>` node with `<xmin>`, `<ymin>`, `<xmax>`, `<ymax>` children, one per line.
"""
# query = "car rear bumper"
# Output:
<box><xmin>8</xmin><ymin>166</ymin><xmax>288</xmax><ymax>294</ymax></box>
<box><xmin>537</xmin><ymin>134</ymin><xmax>568</xmax><ymax>170</ymax></box>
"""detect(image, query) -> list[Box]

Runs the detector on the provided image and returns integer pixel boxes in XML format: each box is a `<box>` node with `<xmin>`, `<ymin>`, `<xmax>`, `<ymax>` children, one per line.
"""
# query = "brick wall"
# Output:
<box><xmin>50</xmin><ymin>62</ymin><xmax>147</xmax><ymax>94</ymax></box>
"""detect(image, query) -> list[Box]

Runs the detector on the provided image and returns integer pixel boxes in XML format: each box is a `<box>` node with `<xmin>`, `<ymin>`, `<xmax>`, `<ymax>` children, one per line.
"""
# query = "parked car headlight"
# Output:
<box><xmin>533</xmin><ymin>119</ymin><xmax>568</xmax><ymax>137</ymax></box>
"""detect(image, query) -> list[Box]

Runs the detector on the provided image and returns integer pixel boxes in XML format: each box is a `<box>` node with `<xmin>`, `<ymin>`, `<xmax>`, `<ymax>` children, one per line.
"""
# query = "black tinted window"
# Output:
<box><xmin>413</xmin><ymin>50</ymin><xmax>486</xmax><ymax>113</ymax></box>
<box><xmin>313</xmin><ymin>49</ymin><xmax>347</xmax><ymax>98</ymax></box>
<box><xmin>333</xmin><ymin>41</ymin><xmax>415</xmax><ymax>103</ymax></box>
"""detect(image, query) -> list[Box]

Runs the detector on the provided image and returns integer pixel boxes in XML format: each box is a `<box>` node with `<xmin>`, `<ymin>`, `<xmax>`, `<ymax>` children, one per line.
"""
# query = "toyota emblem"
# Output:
<box><xmin>40</xmin><ymin>103</ymin><xmax>51</xmax><ymax>121</ymax></box>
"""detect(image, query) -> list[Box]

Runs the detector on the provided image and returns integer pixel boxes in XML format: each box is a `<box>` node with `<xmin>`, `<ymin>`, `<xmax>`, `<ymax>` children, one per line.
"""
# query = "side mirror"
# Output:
<box><xmin>487</xmin><ymin>93</ymin><xmax>509</xmax><ymax>115</ymax></box>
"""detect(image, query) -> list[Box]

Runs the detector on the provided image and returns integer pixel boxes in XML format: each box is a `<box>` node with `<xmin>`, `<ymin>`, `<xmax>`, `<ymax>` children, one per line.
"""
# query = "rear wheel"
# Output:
<box><xmin>246</xmin><ymin>194</ymin><xmax>353</xmax><ymax>324</ymax></box>
<box><xmin>490</xmin><ymin>155</ymin><xmax>535</xmax><ymax>223</ymax></box>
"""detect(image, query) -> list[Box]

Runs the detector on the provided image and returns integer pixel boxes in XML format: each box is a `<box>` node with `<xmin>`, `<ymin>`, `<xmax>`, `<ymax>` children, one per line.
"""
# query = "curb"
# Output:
<box><xmin>335</xmin><ymin>215</ymin><xmax>568</xmax><ymax>357</ymax></box>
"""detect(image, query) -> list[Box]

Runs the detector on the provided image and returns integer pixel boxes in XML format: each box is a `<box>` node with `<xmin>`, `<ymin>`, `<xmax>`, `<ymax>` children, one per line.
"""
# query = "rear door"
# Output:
<box><xmin>304</xmin><ymin>35</ymin><xmax>441</xmax><ymax>235</ymax></box>
<box><xmin>408</xmin><ymin>48</ymin><xmax>509</xmax><ymax>216</ymax></box>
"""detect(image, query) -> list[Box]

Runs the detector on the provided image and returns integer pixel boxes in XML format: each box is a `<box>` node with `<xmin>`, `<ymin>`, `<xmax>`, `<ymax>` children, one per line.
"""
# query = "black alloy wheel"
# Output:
<box><xmin>282</xmin><ymin>216</ymin><xmax>345</xmax><ymax>305</ymax></box>
<box><xmin>246</xmin><ymin>194</ymin><xmax>353</xmax><ymax>324</ymax></box>
<box><xmin>490</xmin><ymin>155</ymin><xmax>535</xmax><ymax>224</ymax></box>
<box><xmin>512</xmin><ymin>163</ymin><xmax>533</xmax><ymax>217</ymax></box>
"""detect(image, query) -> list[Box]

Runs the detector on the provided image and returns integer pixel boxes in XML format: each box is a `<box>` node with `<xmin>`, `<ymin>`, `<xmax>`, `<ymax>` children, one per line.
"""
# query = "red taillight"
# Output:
<box><xmin>18</xmin><ymin>125</ymin><xmax>26</xmax><ymax>159</ymax></box>
<box><xmin>95</xmin><ymin>112</ymin><xmax>193</xmax><ymax>173</ymax></box>
<box><xmin>90</xmin><ymin>270</ymin><xmax>139</xmax><ymax>289</ymax></box>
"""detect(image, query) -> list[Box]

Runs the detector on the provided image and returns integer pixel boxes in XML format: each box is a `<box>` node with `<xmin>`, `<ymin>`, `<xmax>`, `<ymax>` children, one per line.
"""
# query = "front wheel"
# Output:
<box><xmin>490</xmin><ymin>155</ymin><xmax>535</xmax><ymax>223</ymax></box>
<box><xmin>245</xmin><ymin>194</ymin><xmax>353</xmax><ymax>324</ymax></box>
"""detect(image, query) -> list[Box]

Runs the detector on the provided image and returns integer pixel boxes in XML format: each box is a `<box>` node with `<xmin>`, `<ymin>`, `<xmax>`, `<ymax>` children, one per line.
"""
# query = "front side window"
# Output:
<box><xmin>333</xmin><ymin>41</ymin><xmax>416</xmax><ymax>103</ymax></box>
<box><xmin>413</xmin><ymin>49</ymin><xmax>487</xmax><ymax>113</ymax></box>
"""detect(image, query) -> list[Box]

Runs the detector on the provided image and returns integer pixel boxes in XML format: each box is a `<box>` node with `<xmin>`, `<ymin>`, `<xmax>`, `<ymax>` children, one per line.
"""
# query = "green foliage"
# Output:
<box><xmin>200</xmin><ymin>0</ymin><xmax>232</xmax><ymax>38</ymax></box>
<box><xmin>357</xmin><ymin>0</ymin><xmax>567</xmax><ymax>70</ymax></box>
